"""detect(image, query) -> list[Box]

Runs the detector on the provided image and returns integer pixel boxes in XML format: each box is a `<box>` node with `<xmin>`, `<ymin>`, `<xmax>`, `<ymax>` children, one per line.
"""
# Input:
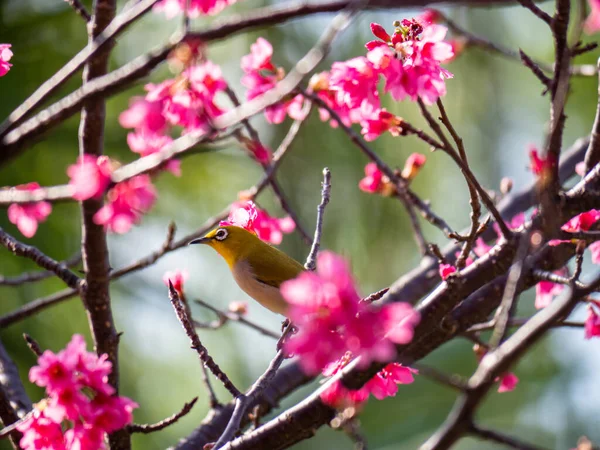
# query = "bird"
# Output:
<box><xmin>189</xmin><ymin>225</ymin><xmax>305</xmax><ymax>316</ymax></box>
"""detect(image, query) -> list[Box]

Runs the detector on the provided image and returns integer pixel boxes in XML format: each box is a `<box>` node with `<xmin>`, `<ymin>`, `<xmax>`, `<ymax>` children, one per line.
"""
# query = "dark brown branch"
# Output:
<box><xmin>0</xmin><ymin>338</ymin><xmax>32</xmax><ymax>448</ymax></box>
<box><xmin>77</xmin><ymin>1</ymin><xmax>127</xmax><ymax>449</ymax></box>
<box><xmin>128</xmin><ymin>398</ymin><xmax>198</xmax><ymax>434</ymax></box>
<box><xmin>0</xmin><ymin>227</ymin><xmax>83</xmax><ymax>290</ymax></box>
<box><xmin>468</xmin><ymin>423</ymin><xmax>550</xmax><ymax>450</ymax></box>
<box><xmin>0</xmin><ymin>253</ymin><xmax>81</xmax><ymax>286</ymax></box>
<box><xmin>518</xmin><ymin>0</ymin><xmax>553</xmax><ymax>24</ymax></box>
<box><xmin>65</xmin><ymin>0</ymin><xmax>91</xmax><ymax>22</ymax></box>
<box><xmin>519</xmin><ymin>49</ymin><xmax>553</xmax><ymax>89</ymax></box>
<box><xmin>420</xmin><ymin>277</ymin><xmax>598</xmax><ymax>450</ymax></box>
<box><xmin>168</xmin><ymin>282</ymin><xmax>241</xmax><ymax>398</ymax></box>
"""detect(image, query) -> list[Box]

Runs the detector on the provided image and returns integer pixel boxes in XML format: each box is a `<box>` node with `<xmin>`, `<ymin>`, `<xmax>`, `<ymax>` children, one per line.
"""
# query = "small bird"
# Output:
<box><xmin>189</xmin><ymin>225</ymin><xmax>304</xmax><ymax>316</ymax></box>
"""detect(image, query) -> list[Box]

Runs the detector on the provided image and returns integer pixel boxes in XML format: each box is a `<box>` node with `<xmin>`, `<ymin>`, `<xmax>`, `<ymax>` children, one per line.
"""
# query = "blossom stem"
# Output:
<box><xmin>305</xmin><ymin>168</ymin><xmax>332</xmax><ymax>271</ymax></box>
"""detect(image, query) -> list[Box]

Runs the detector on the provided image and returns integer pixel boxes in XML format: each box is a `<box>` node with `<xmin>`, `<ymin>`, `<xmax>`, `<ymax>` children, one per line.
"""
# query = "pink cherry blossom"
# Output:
<box><xmin>119</xmin><ymin>98</ymin><xmax>166</xmax><ymax>133</ymax></box>
<box><xmin>329</xmin><ymin>56</ymin><xmax>380</xmax><ymax>115</ymax></box>
<box><xmin>93</xmin><ymin>175</ymin><xmax>157</xmax><ymax>234</ymax></box>
<box><xmin>364</xmin><ymin>363</ymin><xmax>418</xmax><ymax>400</ymax></box>
<box><xmin>220</xmin><ymin>201</ymin><xmax>294</xmax><ymax>245</ymax></box>
<box><xmin>359</xmin><ymin>162</ymin><xmax>383</xmax><ymax>193</ymax></box>
<box><xmin>439</xmin><ymin>263</ymin><xmax>456</xmax><ymax>280</ymax></box>
<box><xmin>365</xmin><ymin>21</ymin><xmax>453</xmax><ymax>105</ymax></box>
<box><xmin>19</xmin><ymin>335</ymin><xmax>137</xmax><ymax>450</ymax></box>
<box><xmin>497</xmin><ymin>372</ymin><xmax>519</xmax><ymax>393</ymax></box>
<box><xmin>67</xmin><ymin>155</ymin><xmax>113</xmax><ymax>201</ymax></box>
<box><xmin>402</xmin><ymin>153</ymin><xmax>427</xmax><ymax>180</ymax></box>
<box><xmin>561</xmin><ymin>209</ymin><xmax>600</xmax><ymax>232</ymax></box>
<box><xmin>584</xmin><ymin>0</ymin><xmax>600</xmax><ymax>34</ymax></box>
<box><xmin>17</xmin><ymin>412</ymin><xmax>66</xmax><ymax>450</ymax></box>
<box><xmin>320</xmin><ymin>353</ymin><xmax>417</xmax><ymax>407</ymax></box>
<box><xmin>220</xmin><ymin>201</ymin><xmax>258</xmax><ymax>231</ymax></box>
<box><xmin>0</xmin><ymin>43</ymin><xmax>13</xmax><ymax>77</ymax></box>
<box><xmin>163</xmin><ymin>269</ymin><xmax>189</xmax><ymax>295</ymax></box>
<box><xmin>7</xmin><ymin>183</ymin><xmax>52</xmax><ymax>238</ymax></box>
<box><xmin>529</xmin><ymin>145</ymin><xmax>556</xmax><ymax>178</ymax></box>
<box><xmin>309</xmin><ymin>72</ymin><xmax>360</xmax><ymax>128</ymax></box>
<box><xmin>474</xmin><ymin>237</ymin><xmax>492</xmax><ymax>257</ymax></box>
<box><xmin>241</xmin><ymin>38</ymin><xmax>307</xmax><ymax>124</ymax></box>
<box><xmin>153</xmin><ymin>0</ymin><xmax>235</xmax><ymax>18</ymax></box>
<box><xmin>589</xmin><ymin>241</ymin><xmax>600</xmax><ymax>264</ymax></box>
<box><xmin>126</xmin><ymin>131</ymin><xmax>180</xmax><ymax>176</ymax></box>
<box><xmin>585</xmin><ymin>301</ymin><xmax>600</xmax><ymax>339</ymax></box>
<box><xmin>282</xmin><ymin>251</ymin><xmax>419</xmax><ymax>374</ymax></box>
<box><xmin>360</xmin><ymin>109</ymin><xmax>403</xmax><ymax>141</ymax></box>
<box><xmin>243</xmin><ymin>139</ymin><xmax>272</xmax><ymax>164</ymax></box>
<box><xmin>535</xmin><ymin>279</ymin><xmax>564</xmax><ymax>309</ymax></box>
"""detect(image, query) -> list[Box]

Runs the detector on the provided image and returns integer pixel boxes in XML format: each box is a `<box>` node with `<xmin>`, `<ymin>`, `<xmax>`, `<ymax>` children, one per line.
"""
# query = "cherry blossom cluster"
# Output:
<box><xmin>220</xmin><ymin>200</ymin><xmax>295</xmax><ymax>245</ymax></box>
<box><xmin>308</xmin><ymin>17</ymin><xmax>454</xmax><ymax>142</ymax></box>
<box><xmin>7</xmin><ymin>183</ymin><xmax>52</xmax><ymax>238</ymax></box>
<box><xmin>241</xmin><ymin>38</ymin><xmax>307</xmax><ymax>125</ymax></box>
<box><xmin>154</xmin><ymin>0</ymin><xmax>236</xmax><ymax>18</ymax></box>
<box><xmin>16</xmin><ymin>335</ymin><xmax>137</xmax><ymax>450</ymax></box>
<box><xmin>119</xmin><ymin>58</ymin><xmax>229</xmax><ymax>172</ymax></box>
<box><xmin>0</xmin><ymin>43</ymin><xmax>12</xmax><ymax>77</ymax></box>
<box><xmin>320</xmin><ymin>351</ymin><xmax>418</xmax><ymax>408</ymax></box>
<box><xmin>281</xmin><ymin>251</ymin><xmax>420</xmax><ymax>375</ymax></box>
<box><xmin>358</xmin><ymin>153</ymin><xmax>427</xmax><ymax>195</ymax></box>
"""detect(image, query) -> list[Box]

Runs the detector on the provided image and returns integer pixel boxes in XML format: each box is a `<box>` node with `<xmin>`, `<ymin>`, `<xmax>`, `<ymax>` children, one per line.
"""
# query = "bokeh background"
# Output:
<box><xmin>1</xmin><ymin>1</ymin><xmax>599</xmax><ymax>448</ymax></box>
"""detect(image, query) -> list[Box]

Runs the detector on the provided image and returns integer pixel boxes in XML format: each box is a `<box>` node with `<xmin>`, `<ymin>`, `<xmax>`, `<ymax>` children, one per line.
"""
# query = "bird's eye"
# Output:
<box><xmin>215</xmin><ymin>229</ymin><xmax>228</xmax><ymax>241</ymax></box>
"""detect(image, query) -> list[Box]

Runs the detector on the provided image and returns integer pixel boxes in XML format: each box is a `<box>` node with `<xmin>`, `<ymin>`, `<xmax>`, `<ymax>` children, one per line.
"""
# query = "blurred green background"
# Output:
<box><xmin>1</xmin><ymin>0</ymin><xmax>599</xmax><ymax>448</ymax></box>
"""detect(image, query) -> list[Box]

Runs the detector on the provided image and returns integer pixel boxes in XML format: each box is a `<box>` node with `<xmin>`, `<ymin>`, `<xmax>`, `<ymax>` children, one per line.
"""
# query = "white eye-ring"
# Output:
<box><xmin>215</xmin><ymin>228</ymin><xmax>228</xmax><ymax>241</ymax></box>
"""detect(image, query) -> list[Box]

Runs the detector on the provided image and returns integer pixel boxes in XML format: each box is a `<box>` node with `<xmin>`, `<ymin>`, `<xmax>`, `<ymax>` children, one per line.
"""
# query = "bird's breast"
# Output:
<box><xmin>231</xmin><ymin>260</ymin><xmax>289</xmax><ymax>316</ymax></box>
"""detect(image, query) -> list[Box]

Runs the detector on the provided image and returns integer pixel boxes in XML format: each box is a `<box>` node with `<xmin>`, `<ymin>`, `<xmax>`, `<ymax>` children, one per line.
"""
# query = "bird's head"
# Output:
<box><xmin>189</xmin><ymin>225</ymin><xmax>259</xmax><ymax>267</ymax></box>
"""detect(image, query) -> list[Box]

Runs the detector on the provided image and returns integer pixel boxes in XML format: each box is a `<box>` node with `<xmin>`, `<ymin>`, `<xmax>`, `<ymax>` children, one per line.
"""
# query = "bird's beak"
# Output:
<box><xmin>188</xmin><ymin>237</ymin><xmax>211</xmax><ymax>245</ymax></box>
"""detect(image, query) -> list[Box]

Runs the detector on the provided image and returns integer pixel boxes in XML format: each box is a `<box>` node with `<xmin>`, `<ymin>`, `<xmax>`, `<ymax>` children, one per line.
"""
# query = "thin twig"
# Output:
<box><xmin>22</xmin><ymin>334</ymin><xmax>42</xmax><ymax>357</ymax></box>
<box><xmin>0</xmin><ymin>227</ymin><xmax>83</xmax><ymax>290</ymax></box>
<box><xmin>64</xmin><ymin>0</ymin><xmax>92</xmax><ymax>21</ymax></box>
<box><xmin>489</xmin><ymin>232</ymin><xmax>530</xmax><ymax>349</ymax></box>
<box><xmin>194</xmin><ymin>299</ymin><xmax>280</xmax><ymax>339</ymax></box>
<box><xmin>168</xmin><ymin>282</ymin><xmax>241</xmax><ymax>398</ymax></box>
<box><xmin>519</xmin><ymin>49</ymin><xmax>553</xmax><ymax>90</ymax></box>
<box><xmin>436</xmin><ymin>99</ymin><xmax>481</xmax><ymax>269</ymax></box>
<box><xmin>212</xmin><ymin>325</ymin><xmax>295</xmax><ymax>450</ymax></box>
<box><xmin>467</xmin><ymin>317</ymin><xmax>585</xmax><ymax>332</ymax></box>
<box><xmin>128</xmin><ymin>398</ymin><xmax>198</xmax><ymax>434</ymax></box>
<box><xmin>0</xmin><ymin>253</ymin><xmax>81</xmax><ymax>286</ymax></box>
<box><xmin>224</xmin><ymin>85</ymin><xmax>312</xmax><ymax>244</ymax></box>
<box><xmin>412</xmin><ymin>364</ymin><xmax>467</xmax><ymax>392</ymax></box>
<box><xmin>518</xmin><ymin>0</ymin><xmax>553</xmax><ymax>24</ymax></box>
<box><xmin>417</xmin><ymin>99</ymin><xmax>512</xmax><ymax>239</ymax></box>
<box><xmin>305</xmin><ymin>168</ymin><xmax>332</xmax><ymax>271</ymax></box>
<box><xmin>469</xmin><ymin>423</ymin><xmax>550</xmax><ymax>450</ymax></box>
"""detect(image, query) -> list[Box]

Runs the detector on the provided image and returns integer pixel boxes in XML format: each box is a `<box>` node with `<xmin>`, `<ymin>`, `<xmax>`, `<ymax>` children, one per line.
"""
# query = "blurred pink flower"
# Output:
<box><xmin>154</xmin><ymin>0</ymin><xmax>235</xmax><ymax>17</ymax></box>
<box><xmin>0</xmin><ymin>43</ymin><xmax>13</xmax><ymax>77</ymax></box>
<box><xmin>7</xmin><ymin>183</ymin><xmax>52</xmax><ymax>238</ymax></box>
<box><xmin>402</xmin><ymin>153</ymin><xmax>427</xmax><ymax>180</ymax></box>
<box><xmin>535</xmin><ymin>279</ymin><xmax>564</xmax><ymax>309</ymax></box>
<box><xmin>93</xmin><ymin>175</ymin><xmax>157</xmax><ymax>234</ymax></box>
<box><xmin>360</xmin><ymin>109</ymin><xmax>403</xmax><ymax>141</ymax></box>
<box><xmin>163</xmin><ymin>269</ymin><xmax>189</xmax><ymax>295</ymax></box>
<box><xmin>282</xmin><ymin>251</ymin><xmax>419</xmax><ymax>374</ymax></box>
<box><xmin>439</xmin><ymin>263</ymin><xmax>456</xmax><ymax>280</ymax></box>
<box><xmin>585</xmin><ymin>301</ymin><xmax>600</xmax><ymax>339</ymax></box>
<box><xmin>584</xmin><ymin>0</ymin><xmax>600</xmax><ymax>34</ymax></box>
<box><xmin>329</xmin><ymin>55</ymin><xmax>380</xmax><ymax>115</ymax></box>
<box><xmin>358</xmin><ymin>162</ymin><xmax>384</xmax><ymax>193</ymax></box>
<box><xmin>497</xmin><ymin>372</ymin><xmax>519</xmax><ymax>393</ymax></box>
<box><xmin>221</xmin><ymin>201</ymin><xmax>294</xmax><ymax>245</ymax></box>
<box><xmin>119</xmin><ymin>98</ymin><xmax>166</xmax><ymax>133</ymax></box>
<box><xmin>561</xmin><ymin>209</ymin><xmax>600</xmax><ymax>233</ymax></box>
<box><xmin>241</xmin><ymin>38</ymin><xmax>307</xmax><ymax>124</ymax></box>
<box><xmin>67</xmin><ymin>155</ymin><xmax>113</xmax><ymax>200</ymax></box>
